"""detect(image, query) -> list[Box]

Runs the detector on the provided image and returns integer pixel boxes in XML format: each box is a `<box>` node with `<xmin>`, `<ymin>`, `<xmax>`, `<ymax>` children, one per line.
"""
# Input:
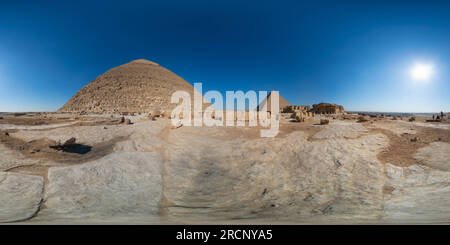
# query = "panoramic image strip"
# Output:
<box><xmin>0</xmin><ymin>0</ymin><xmax>449</xmax><ymax>238</ymax></box>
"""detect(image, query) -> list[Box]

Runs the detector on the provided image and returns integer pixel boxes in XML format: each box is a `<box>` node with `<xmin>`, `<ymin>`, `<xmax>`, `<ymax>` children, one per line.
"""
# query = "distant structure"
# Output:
<box><xmin>282</xmin><ymin>105</ymin><xmax>310</xmax><ymax>113</ymax></box>
<box><xmin>281</xmin><ymin>102</ymin><xmax>345</xmax><ymax>122</ymax></box>
<box><xmin>258</xmin><ymin>93</ymin><xmax>345</xmax><ymax>118</ymax></box>
<box><xmin>58</xmin><ymin>59</ymin><xmax>208</xmax><ymax>114</ymax></box>
<box><xmin>283</xmin><ymin>103</ymin><xmax>344</xmax><ymax>115</ymax></box>
<box><xmin>257</xmin><ymin>92</ymin><xmax>291</xmax><ymax>113</ymax></box>
<box><xmin>310</xmin><ymin>103</ymin><xmax>345</xmax><ymax>114</ymax></box>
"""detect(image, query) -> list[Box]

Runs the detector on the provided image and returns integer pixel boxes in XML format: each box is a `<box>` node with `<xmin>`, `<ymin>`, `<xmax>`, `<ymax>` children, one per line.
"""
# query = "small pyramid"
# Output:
<box><xmin>257</xmin><ymin>91</ymin><xmax>291</xmax><ymax>112</ymax></box>
<box><xmin>59</xmin><ymin>59</ymin><xmax>206</xmax><ymax>113</ymax></box>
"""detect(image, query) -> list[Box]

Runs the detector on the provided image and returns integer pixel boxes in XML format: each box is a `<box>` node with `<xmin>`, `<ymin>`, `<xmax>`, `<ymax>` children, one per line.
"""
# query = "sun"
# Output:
<box><xmin>410</xmin><ymin>63</ymin><xmax>433</xmax><ymax>81</ymax></box>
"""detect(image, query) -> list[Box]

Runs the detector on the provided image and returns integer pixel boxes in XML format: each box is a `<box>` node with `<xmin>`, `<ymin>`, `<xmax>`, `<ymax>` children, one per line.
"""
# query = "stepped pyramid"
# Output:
<box><xmin>59</xmin><ymin>59</ymin><xmax>206</xmax><ymax>114</ymax></box>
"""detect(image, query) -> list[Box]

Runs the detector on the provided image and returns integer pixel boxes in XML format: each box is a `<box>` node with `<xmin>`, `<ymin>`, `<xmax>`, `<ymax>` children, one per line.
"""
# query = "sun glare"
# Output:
<box><xmin>410</xmin><ymin>63</ymin><xmax>433</xmax><ymax>81</ymax></box>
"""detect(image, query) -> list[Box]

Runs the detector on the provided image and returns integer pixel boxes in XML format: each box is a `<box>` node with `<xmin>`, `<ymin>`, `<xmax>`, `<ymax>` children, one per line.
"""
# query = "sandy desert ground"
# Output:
<box><xmin>0</xmin><ymin>112</ymin><xmax>449</xmax><ymax>224</ymax></box>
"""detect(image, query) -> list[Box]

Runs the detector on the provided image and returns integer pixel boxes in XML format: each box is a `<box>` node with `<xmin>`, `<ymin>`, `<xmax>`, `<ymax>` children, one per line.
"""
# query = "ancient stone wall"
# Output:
<box><xmin>311</xmin><ymin>103</ymin><xmax>345</xmax><ymax>114</ymax></box>
<box><xmin>282</xmin><ymin>105</ymin><xmax>310</xmax><ymax>113</ymax></box>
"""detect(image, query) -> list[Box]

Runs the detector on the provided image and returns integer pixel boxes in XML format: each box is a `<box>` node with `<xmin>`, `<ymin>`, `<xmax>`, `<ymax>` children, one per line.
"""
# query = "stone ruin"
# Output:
<box><xmin>311</xmin><ymin>103</ymin><xmax>345</xmax><ymax>115</ymax></box>
<box><xmin>282</xmin><ymin>105</ymin><xmax>310</xmax><ymax>113</ymax></box>
<box><xmin>290</xmin><ymin>109</ymin><xmax>314</xmax><ymax>122</ymax></box>
<box><xmin>283</xmin><ymin>103</ymin><xmax>345</xmax><ymax>122</ymax></box>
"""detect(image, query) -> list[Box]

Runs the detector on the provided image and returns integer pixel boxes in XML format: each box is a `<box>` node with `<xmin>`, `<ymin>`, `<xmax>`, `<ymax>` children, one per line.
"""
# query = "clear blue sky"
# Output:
<box><xmin>1</xmin><ymin>0</ymin><xmax>449</xmax><ymax>112</ymax></box>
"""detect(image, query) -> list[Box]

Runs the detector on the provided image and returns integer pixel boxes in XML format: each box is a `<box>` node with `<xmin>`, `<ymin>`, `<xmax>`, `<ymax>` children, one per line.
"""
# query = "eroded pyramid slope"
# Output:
<box><xmin>59</xmin><ymin>59</ymin><xmax>201</xmax><ymax>113</ymax></box>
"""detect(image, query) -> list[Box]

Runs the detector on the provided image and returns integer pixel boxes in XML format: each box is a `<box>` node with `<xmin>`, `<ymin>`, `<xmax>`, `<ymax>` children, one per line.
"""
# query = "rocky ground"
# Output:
<box><xmin>0</xmin><ymin>112</ymin><xmax>449</xmax><ymax>224</ymax></box>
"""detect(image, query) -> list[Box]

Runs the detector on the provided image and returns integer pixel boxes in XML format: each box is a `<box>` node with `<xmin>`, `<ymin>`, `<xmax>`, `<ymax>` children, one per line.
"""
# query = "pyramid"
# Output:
<box><xmin>257</xmin><ymin>91</ymin><xmax>291</xmax><ymax>113</ymax></box>
<box><xmin>59</xmin><ymin>59</ymin><xmax>205</xmax><ymax>114</ymax></box>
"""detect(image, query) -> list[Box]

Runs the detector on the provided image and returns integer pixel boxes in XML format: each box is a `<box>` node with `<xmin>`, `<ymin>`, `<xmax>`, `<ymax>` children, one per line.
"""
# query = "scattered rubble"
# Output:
<box><xmin>49</xmin><ymin>137</ymin><xmax>78</xmax><ymax>151</ymax></box>
<box><xmin>357</xmin><ymin>116</ymin><xmax>369</xmax><ymax>123</ymax></box>
<box><xmin>320</xmin><ymin>119</ymin><xmax>329</xmax><ymax>125</ymax></box>
<box><xmin>63</xmin><ymin>137</ymin><xmax>77</xmax><ymax>147</ymax></box>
